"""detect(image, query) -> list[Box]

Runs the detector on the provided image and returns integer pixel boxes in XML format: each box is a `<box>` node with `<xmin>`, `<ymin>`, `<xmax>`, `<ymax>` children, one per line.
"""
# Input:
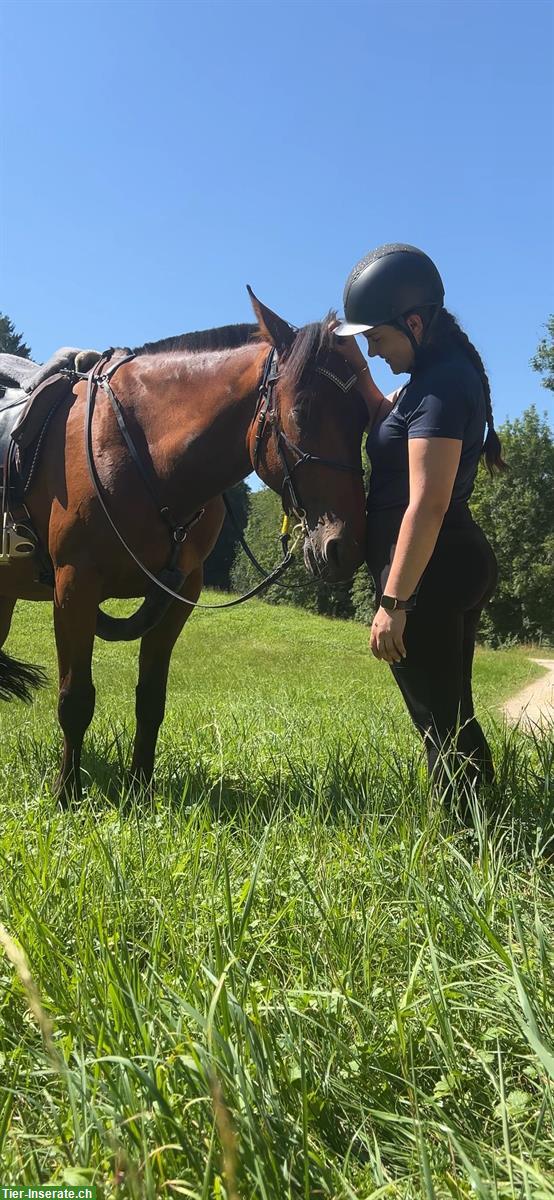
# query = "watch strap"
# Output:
<box><xmin>381</xmin><ymin>593</ymin><xmax>417</xmax><ymax>612</ymax></box>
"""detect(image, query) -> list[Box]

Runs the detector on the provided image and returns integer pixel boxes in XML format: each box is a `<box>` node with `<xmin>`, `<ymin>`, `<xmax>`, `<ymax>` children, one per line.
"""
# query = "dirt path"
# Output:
<box><xmin>503</xmin><ymin>659</ymin><xmax>554</xmax><ymax>732</ymax></box>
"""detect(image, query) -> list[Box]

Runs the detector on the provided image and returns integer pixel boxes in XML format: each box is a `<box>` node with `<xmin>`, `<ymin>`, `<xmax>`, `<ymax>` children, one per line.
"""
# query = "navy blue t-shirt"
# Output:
<box><xmin>366</xmin><ymin>343</ymin><xmax>486</xmax><ymax>516</ymax></box>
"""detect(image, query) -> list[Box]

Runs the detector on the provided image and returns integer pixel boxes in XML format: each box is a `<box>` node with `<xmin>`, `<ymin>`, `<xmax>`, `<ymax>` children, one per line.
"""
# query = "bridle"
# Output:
<box><xmin>251</xmin><ymin>346</ymin><xmax>363</xmax><ymax>547</ymax></box>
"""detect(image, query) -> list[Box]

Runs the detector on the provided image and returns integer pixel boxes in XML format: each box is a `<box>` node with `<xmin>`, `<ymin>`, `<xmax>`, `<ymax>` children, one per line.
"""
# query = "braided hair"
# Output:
<box><xmin>413</xmin><ymin>307</ymin><xmax>507</xmax><ymax>475</ymax></box>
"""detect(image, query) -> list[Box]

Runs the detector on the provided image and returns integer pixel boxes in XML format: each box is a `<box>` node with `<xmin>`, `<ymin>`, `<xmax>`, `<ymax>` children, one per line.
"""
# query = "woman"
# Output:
<box><xmin>334</xmin><ymin>243</ymin><xmax>504</xmax><ymax>813</ymax></box>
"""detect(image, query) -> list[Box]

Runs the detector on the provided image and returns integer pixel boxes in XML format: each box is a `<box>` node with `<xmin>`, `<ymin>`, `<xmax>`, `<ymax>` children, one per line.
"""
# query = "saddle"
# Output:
<box><xmin>0</xmin><ymin>347</ymin><xmax>102</xmax><ymax>451</ymax></box>
<box><xmin>0</xmin><ymin>347</ymin><xmax>102</xmax><ymax>565</ymax></box>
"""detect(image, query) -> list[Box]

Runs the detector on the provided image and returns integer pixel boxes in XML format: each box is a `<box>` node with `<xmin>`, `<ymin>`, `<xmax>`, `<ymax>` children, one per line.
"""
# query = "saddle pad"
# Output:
<box><xmin>0</xmin><ymin>353</ymin><xmax>39</xmax><ymax>391</ymax></box>
<box><xmin>0</xmin><ymin>347</ymin><xmax>96</xmax><ymax>395</ymax></box>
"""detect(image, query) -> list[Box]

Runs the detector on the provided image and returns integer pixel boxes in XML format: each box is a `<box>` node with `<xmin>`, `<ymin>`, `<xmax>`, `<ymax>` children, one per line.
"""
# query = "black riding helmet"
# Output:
<box><xmin>335</xmin><ymin>243</ymin><xmax>445</xmax><ymax>351</ymax></box>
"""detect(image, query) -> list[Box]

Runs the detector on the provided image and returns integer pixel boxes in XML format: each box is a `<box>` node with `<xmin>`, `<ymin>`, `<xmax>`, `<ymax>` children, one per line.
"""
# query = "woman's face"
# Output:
<box><xmin>364</xmin><ymin>315</ymin><xmax>423</xmax><ymax>374</ymax></box>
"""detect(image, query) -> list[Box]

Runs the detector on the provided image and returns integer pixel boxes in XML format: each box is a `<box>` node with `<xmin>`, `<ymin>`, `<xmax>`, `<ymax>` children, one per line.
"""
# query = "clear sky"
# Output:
<box><xmin>1</xmin><ymin>0</ymin><xmax>553</xmax><ymax>487</ymax></box>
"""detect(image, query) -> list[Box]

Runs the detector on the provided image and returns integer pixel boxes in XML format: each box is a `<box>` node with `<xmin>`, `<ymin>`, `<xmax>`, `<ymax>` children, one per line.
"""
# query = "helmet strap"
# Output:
<box><xmin>392</xmin><ymin>316</ymin><xmax>420</xmax><ymax>355</ymax></box>
<box><xmin>422</xmin><ymin>304</ymin><xmax>443</xmax><ymax>343</ymax></box>
<box><xmin>394</xmin><ymin>305</ymin><xmax>443</xmax><ymax>356</ymax></box>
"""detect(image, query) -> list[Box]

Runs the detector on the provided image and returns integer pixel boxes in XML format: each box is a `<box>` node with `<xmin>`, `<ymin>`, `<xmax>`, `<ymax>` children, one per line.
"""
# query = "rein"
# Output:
<box><xmin>85</xmin><ymin>351</ymin><xmax>296</xmax><ymax>610</ymax></box>
<box><xmin>84</xmin><ymin>346</ymin><xmax>362</xmax><ymax>612</ymax></box>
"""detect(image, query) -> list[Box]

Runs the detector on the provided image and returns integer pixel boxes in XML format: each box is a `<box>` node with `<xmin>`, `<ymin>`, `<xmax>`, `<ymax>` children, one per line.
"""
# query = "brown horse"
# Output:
<box><xmin>0</xmin><ymin>293</ymin><xmax>368</xmax><ymax>801</ymax></box>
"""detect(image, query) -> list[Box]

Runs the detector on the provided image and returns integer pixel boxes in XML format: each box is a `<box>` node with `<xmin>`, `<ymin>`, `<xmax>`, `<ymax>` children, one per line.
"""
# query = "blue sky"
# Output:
<box><xmin>1</xmin><ymin>0</ymin><xmax>553</xmax><ymax>486</ymax></box>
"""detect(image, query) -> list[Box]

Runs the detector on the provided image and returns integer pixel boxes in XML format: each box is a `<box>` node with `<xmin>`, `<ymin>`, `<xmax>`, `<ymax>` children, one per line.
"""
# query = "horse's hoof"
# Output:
<box><xmin>124</xmin><ymin>772</ymin><xmax>154</xmax><ymax>805</ymax></box>
<box><xmin>52</xmin><ymin>776</ymin><xmax>80</xmax><ymax>809</ymax></box>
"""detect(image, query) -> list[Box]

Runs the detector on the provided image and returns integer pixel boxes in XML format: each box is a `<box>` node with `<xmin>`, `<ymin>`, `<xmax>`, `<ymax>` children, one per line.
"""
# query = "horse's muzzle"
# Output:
<box><xmin>303</xmin><ymin>518</ymin><xmax>364</xmax><ymax>583</ymax></box>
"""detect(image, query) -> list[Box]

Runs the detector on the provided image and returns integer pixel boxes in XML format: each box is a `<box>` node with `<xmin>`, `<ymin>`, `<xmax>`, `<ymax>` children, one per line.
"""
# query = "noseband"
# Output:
<box><xmin>252</xmin><ymin>347</ymin><xmax>363</xmax><ymax>525</ymax></box>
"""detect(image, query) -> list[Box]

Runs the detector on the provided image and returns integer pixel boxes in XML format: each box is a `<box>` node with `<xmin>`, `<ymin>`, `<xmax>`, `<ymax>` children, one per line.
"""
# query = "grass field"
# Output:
<box><xmin>0</xmin><ymin>595</ymin><xmax>552</xmax><ymax>1198</ymax></box>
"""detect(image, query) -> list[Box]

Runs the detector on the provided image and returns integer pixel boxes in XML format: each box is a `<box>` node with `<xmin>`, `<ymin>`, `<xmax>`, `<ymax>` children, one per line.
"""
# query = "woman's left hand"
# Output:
<box><xmin>370</xmin><ymin>607</ymin><xmax>407</xmax><ymax>664</ymax></box>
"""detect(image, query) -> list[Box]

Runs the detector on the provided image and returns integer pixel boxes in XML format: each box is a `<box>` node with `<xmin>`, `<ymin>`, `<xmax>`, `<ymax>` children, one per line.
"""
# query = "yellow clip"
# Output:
<box><xmin>280</xmin><ymin>514</ymin><xmax>290</xmax><ymax>536</ymax></box>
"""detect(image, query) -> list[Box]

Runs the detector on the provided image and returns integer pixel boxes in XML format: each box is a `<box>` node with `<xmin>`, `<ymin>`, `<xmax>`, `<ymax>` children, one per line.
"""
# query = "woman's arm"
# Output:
<box><xmin>384</xmin><ymin>437</ymin><xmax>462</xmax><ymax>600</ymax></box>
<box><xmin>369</xmin><ymin>437</ymin><xmax>462</xmax><ymax>663</ymax></box>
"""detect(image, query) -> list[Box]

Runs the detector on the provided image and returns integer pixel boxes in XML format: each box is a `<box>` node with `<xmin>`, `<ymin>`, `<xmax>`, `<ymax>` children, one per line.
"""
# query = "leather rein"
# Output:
<box><xmin>84</xmin><ymin>346</ymin><xmax>362</xmax><ymax>611</ymax></box>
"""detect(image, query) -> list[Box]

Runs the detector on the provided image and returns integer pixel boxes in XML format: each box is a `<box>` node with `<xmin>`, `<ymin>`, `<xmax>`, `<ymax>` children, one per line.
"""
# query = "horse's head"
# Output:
<box><xmin>247</xmin><ymin>288</ymin><xmax>368</xmax><ymax>582</ymax></box>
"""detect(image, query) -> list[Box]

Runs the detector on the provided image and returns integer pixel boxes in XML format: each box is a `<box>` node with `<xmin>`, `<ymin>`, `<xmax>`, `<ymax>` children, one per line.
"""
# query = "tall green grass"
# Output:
<box><xmin>0</xmin><ymin>596</ymin><xmax>552</xmax><ymax>1197</ymax></box>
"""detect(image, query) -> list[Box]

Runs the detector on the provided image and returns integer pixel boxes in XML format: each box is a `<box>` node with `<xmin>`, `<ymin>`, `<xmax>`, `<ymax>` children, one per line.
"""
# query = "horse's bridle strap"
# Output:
<box><xmin>252</xmin><ymin>348</ymin><xmax>363</xmax><ymax>520</ymax></box>
<box><xmin>252</xmin><ymin>348</ymin><xmax>279</xmax><ymax>474</ymax></box>
<box><xmin>278</xmin><ymin>428</ymin><xmax>361</xmax><ymax>473</ymax></box>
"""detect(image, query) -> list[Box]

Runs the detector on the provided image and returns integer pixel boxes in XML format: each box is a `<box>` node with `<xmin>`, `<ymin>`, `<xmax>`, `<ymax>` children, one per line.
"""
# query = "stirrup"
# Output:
<box><xmin>0</xmin><ymin>512</ymin><xmax>37</xmax><ymax>562</ymax></box>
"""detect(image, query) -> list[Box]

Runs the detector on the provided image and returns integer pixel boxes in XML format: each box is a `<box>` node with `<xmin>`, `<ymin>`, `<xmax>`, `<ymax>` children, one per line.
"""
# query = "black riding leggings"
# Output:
<box><xmin>367</xmin><ymin>508</ymin><xmax>498</xmax><ymax>808</ymax></box>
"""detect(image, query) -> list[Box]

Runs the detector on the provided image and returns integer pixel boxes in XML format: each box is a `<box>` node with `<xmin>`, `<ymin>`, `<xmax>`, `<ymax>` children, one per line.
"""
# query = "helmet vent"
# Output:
<box><xmin>347</xmin><ymin>243</ymin><xmax>427</xmax><ymax>289</ymax></box>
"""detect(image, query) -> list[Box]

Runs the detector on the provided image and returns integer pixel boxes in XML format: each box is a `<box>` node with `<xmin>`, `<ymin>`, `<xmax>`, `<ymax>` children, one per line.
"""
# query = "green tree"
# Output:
<box><xmin>203</xmin><ymin>481</ymin><xmax>250</xmax><ymax>590</ymax></box>
<box><xmin>351</xmin><ymin>562</ymin><xmax>375</xmax><ymax>626</ymax></box>
<box><xmin>470</xmin><ymin>406</ymin><xmax>554</xmax><ymax>645</ymax></box>
<box><xmin>351</xmin><ymin>459</ymin><xmax>375</xmax><ymax>625</ymax></box>
<box><xmin>530</xmin><ymin>315</ymin><xmax>554</xmax><ymax>392</ymax></box>
<box><xmin>230</xmin><ymin>486</ymin><xmax>354</xmax><ymax>617</ymax></box>
<box><xmin>0</xmin><ymin>314</ymin><xmax>32</xmax><ymax>358</ymax></box>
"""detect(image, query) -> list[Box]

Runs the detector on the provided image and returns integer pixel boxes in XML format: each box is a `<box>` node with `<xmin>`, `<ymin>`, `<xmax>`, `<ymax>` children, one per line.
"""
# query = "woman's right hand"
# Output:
<box><xmin>328</xmin><ymin>320</ymin><xmax>369</xmax><ymax>374</ymax></box>
<box><xmin>327</xmin><ymin>319</ymin><xmax>386</xmax><ymax>419</ymax></box>
<box><xmin>336</xmin><ymin>335</ymin><xmax>366</xmax><ymax>370</ymax></box>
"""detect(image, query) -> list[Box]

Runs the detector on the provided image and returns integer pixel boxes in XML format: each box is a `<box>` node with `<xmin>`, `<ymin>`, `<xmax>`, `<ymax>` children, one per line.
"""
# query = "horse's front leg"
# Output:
<box><xmin>53</xmin><ymin>565</ymin><xmax>99</xmax><ymax>805</ymax></box>
<box><xmin>130</xmin><ymin>567</ymin><xmax>203</xmax><ymax>788</ymax></box>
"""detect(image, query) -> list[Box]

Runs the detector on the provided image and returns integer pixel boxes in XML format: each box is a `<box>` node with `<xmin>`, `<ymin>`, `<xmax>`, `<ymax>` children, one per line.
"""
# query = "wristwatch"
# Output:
<box><xmin>380</xmin><ymin>594</ymin><xmax>416</xmax><ymax>612</ymax></box>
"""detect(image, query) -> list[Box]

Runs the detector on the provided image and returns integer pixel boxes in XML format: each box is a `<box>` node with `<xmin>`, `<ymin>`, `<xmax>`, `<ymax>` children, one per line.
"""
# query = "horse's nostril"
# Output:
<box><xmin>304</xmin><ymin>541</ymin><xmax>317</xmax><ymax>573</ymax></box>
<box><xmin>324</xmin><ymin>537</ymin><xmax>341</xmax><ymax>568</ymax></box>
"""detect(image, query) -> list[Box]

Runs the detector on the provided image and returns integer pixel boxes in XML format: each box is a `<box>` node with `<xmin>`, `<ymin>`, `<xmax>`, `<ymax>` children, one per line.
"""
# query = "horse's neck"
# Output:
<box><xmin>146</xmin><ymin>341</ymin><xmax>267</xmax><ymax>504</ymax></box>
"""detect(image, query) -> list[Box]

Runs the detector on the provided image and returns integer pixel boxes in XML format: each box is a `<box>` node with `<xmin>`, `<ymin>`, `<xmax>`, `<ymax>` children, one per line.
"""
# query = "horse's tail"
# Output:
<box><xmin>0</xmin><ymin>649</ymin><xmax>47</xmax><ymax>702</ymax></box>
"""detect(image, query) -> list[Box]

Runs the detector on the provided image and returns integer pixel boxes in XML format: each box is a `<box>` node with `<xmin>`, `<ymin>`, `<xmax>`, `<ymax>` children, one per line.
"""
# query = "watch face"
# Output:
<box><xmin>382</xmin><ymin>595</ymin><xmax>395</xmax><ymax>611</ymax></box>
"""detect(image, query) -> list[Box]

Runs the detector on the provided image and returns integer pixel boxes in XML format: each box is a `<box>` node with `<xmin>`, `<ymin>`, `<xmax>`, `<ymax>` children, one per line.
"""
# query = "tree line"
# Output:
<box><xmin>2</xmin><ymin>312</ymin><xmax>552</xmax><ymax>645</ymax></box>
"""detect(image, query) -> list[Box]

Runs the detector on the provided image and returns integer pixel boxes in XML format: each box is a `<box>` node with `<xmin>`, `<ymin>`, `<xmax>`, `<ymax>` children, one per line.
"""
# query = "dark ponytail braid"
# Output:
<box><xmin>416</xmin><ymin>307</ymin><xmax>507</xmax><ymax>475</ymax></box>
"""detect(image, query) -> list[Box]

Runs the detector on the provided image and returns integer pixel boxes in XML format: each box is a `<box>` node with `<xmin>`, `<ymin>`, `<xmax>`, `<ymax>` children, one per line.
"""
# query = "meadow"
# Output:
<box><xmin>0</xmin><ymin>595</ymin><xmax>552</xmax><ymax>1199</ymax></box>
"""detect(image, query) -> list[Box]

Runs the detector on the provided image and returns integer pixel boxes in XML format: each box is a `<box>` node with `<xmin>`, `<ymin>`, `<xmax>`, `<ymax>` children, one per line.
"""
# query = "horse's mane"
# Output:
<box><xmin>132</xmin><ymin>323</ymin><xmax>259</xmax><ymax>356</ymax></box>
<box><xmin>280</xmin><ymin>312</ymin><xmax>336</xmax><ymax>394</ymax></box>
<box><xmin>132</xmin><ymin>314</ymin><xmax>337</xmax><ymax>377</ymax></box>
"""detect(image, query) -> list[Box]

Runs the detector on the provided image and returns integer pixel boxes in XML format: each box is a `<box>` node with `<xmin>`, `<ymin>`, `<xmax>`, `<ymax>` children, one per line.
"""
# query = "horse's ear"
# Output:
<box><xmin>247</xmin><ymin>285</ymin><xmax>297</xmax><ymax>352</ymax></box>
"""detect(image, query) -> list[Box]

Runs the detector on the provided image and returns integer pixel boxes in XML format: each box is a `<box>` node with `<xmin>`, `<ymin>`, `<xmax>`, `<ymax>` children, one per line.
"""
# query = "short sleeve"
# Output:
<box><xmin>405</xmin><ymin>391</ymin><xmax>469</xmax><ymax>440</ymax></box>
